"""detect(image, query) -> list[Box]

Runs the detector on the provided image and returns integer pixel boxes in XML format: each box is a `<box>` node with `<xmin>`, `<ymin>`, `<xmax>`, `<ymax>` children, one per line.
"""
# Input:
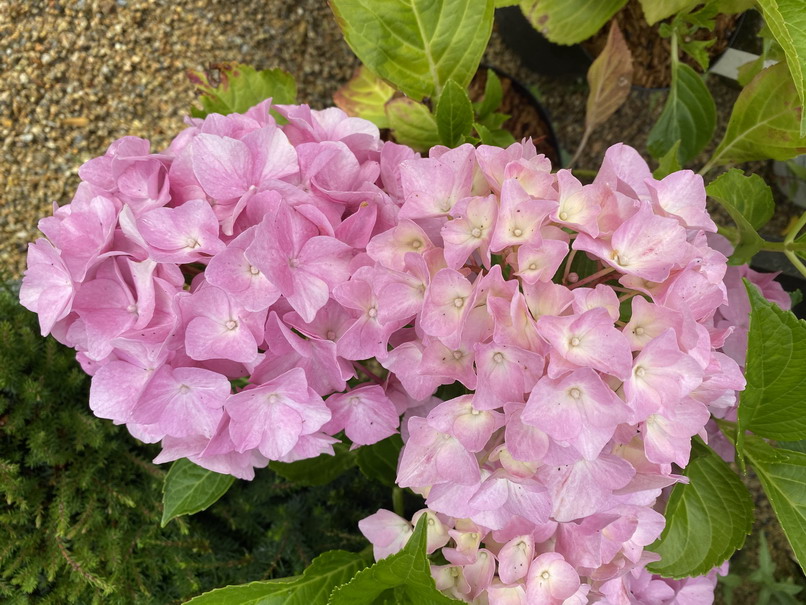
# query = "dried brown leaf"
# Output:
<box><xmin>585</xmin><ymin>20</ymin><xmax>634</xmax><ymax>132</ymax></box>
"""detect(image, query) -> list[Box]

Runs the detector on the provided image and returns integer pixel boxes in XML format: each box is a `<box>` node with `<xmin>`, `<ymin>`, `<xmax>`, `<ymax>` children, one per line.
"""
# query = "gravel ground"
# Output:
<box><xmin>0</xmin><ymin>0</ymin><xmax>673</xmax><ymax>279</ymax></box>
<box><xmin>0</xmin><ymin>0</ymin><xmax>360</xmax><ymax>277</ymax></box>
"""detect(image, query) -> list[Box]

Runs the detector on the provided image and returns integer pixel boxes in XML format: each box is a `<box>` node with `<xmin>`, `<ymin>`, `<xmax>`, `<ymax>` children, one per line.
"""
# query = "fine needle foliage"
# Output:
<box><xmin>0</xmin><ymin>285</ymin><xmax>386</xmax><ymax>604</ymax></box>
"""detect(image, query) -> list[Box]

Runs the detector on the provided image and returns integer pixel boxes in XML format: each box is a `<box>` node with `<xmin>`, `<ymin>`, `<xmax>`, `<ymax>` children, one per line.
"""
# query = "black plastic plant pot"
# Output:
<box><xmin>496</xmin><ymin>4</ymin><xmax>748</xmax><ymax>91</ymax></box>
<box><xmin>495</xmin><ymin>6</ymin><xmax>591</xmax><ymax>77</ymax></box>
<box><xmin>471</xmin><ymin>65</ymin><xmax>563</xmax><ymax>168</ymax></box>
<box><xmin>751</xmin><ymin>251</ymin><xmax>806</xmax><ymax>319</ymax></box>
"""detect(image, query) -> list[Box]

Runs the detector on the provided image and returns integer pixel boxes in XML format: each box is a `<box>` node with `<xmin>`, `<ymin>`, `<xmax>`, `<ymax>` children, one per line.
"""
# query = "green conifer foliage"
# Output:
<box><xmin>0</xmin><ymin>286</ymin><xmax>387</xmax><ymax>603</ymax></box>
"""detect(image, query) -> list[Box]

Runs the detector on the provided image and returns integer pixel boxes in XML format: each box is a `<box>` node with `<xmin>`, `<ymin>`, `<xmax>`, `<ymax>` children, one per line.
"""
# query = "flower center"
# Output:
<box><xmin>224</xmin><ymin>319</ymin><xmax>238</xmax><ymax>331</ymax></box>
<box><xmin>288</xmin><ymin>257</ymin><xmax>299</xmax><ymax>268</ymax></box>
<box><xmin>568</xmin><ymin>387</ymin><xmax>582</xmax><ymax>400</ymax></box>
<box><xmin>367</xmin><ymin>306</ymin><xmax>378</xmax><ymax>318</ymax></box>
<box><xmin>634</xmin><ymin>326</ymin><xmax>645</xmax><ymax>336</ymax></box>
<box><xmin>453</xmin><ymin>297</ymin><xmax>465</xmax><ymax>308</ymax></box>
<box><xmin>248</xmin><ymin>265</ymin><xmax>260</xmax><ymax>275</ymax></box>
<box><xmin>492</xmin><ymin>352</ymin><xmax>505</xmax><ymax>364</ymax></box>
<box><xmin>635</xmin><ymin>366</ymin><xmax>646</xmax><ymax>378</ymax></box>
<box><xmin>471</xmin><ymin>227</ymin><xmax>482</xmax><ymax>238</ymax></box>
<box><xmin>512</xmin><ymin>228</ymin><xmax>523</xmax><ymax>237</ymax></box>
<box><xmin>569</xmin><ymin>336</ymin><xmax>581</xmax><ymax>347</ymax></box>
<box><xmin>452</xmin><ymin>350</ymin><xmax>463</xmax><ymax>360</ymax></box>
<box><xmin>411</xmin><ymin>239</ymin><xmax>422</xmax><ymax>250</ymax></box>
<box><xmin>559</xmin><ymin>211</ymin><xmax>569</xmax><ymax>221</ymax></box>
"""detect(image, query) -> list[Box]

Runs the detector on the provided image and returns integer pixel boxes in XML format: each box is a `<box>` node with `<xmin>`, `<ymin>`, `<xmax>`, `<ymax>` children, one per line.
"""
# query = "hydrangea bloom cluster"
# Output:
<box><xmin>21</xmin><ymin>100</ymin><xmax>787</xmax><ymax>603</ymax></box>
<box><xmin>352</xmin><ymin>140</ymin><xmax>780</xmax><ymax>604</ymax></box>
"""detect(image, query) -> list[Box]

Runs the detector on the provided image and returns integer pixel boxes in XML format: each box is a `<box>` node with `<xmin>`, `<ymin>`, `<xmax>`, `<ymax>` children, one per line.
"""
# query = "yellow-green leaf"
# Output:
<box><xmin>706</xmin><ymin>169</ymin><xmax>774</xmax><ymax>264</ymax></box>
<box><xmin>519</xmin><ymin>0</ymin><xmax>627</xmax><ymax>45</ymax></box>
<box><xmin>334</xmin><ymin>66</ymin><xmax>396</xmax><ymax>128</ymax></box>
<box><xmin>184</xmin><ymin>550</ymin><xmax>369</xmax><ymax>605</ymax></box>
<box><xmin>757</xmin><ymin>0</ymin><xmax>806</xmax><ymax>136</ymax></box>
<box><xmin>653</xmin><ymin>140</ymin><xmax>682</xmax><ymax>179</ymax></box>
<box><xmin>638</xmin><ymin>0</ymin><xmax>698</xmax><ymax>26</ymax></box>
<box><xmin>189</xmin><ymin>64</ymin><xmax>296</xmax><ymax>119</ymax></box>
<box><xmin>386</xmin><ymin>97</ymin><xmax>441</xmax><ymax>152</ymax></box>
<box><xmin>711</xmin><ymin>62</ymin><xmax>806</xmax><ymax>165</ymax></box>
<box><xmin>329</xmin><ymin>516</ymin><xmax>461</xmax><ymax>604</ymax></box>
<box><xmin>331</xmin><ymin>0</ymin><xmax>494</xmax><ymax>100</ymax></box>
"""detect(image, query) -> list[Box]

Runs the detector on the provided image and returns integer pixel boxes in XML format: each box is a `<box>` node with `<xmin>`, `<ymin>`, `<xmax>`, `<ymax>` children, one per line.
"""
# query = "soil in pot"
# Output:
<box><xmin>467</xmin><ymin>68</ymin><xmax>562</xmax><ymax>167</ymax></box>
<box><xmin>582</xmin><ymin>0</ymin><xmax>741</xmax><ymax>89</ymax></box>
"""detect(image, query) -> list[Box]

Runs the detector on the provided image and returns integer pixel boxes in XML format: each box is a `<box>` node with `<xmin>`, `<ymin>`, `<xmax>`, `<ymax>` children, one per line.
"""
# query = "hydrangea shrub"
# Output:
<box><xmin>20</xmin><ymin>87</ymin><xmax>802</xmax><ymax>603</ymax></box>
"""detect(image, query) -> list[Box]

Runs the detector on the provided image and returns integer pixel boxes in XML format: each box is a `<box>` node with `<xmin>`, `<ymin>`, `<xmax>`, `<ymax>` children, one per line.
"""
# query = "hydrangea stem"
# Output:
<box><xmin>392</xmin><ymin>487</ymin><xmax>405</xmax><ymax>518</ymax></box>
<box><xmin>569</xmin><ymin>266</ymin><xmax>615</xmax><ymax>289</ymax></box>
<box><xmin>783</xmin><ymin>210</ymin><xmax>806</xmax><ymax>280</ymax></box>
<box><xmin>353</xmin><ymin>361</ymin><xmax>384</xmax><ymax>385</ymax></box>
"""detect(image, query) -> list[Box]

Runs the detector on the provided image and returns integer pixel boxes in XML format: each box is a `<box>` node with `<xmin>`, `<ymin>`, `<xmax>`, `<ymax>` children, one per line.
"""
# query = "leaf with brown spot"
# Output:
<box><xmin>585</xmin><ymin>20</ymin><xmax>633</xmax><ymax>132</ymax></box>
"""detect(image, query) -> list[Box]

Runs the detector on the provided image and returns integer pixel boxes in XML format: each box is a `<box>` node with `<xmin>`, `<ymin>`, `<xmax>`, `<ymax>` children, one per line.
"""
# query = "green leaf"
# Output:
<box><xmin>647</xmin><ymin>63</ymin><xmax>716</xmax><ymax>165</ymax></box>
<box><xmin>330</xmin><ymin>0</ymin><xmax>494</xmax><ymax>100</ymax></box>
<box><xmin>269</xmin><ymin>443</ymin><xmax>357</xmax><ymax>486</ymax></box>
<box><xmin>435</xmin><ymin>80</ymin><xmax>474</xmax><ymax>148</ymax></box>
<box><xmin>709</xmin><ymin>0</ymin><xmax>757</xmax><ymax>13</ymax></box>
<box><xmin>386</xmin><ymin>98</ymin><xmax>441</xmax><ymax>152</ymax></box>
<box><xmin>710</xmin><ymin>62</ymin><xmax>806</xmax><ymax>164</ymax></box>
<box><xmin>680</xmin><ymin>38</ymin><xmax>715</xmax><ymax>72</ymax></box>
<box><xmin>647</xmin><ymin>442</ymin><xmax>753</xmax><ymax>578</ymax></box>
<box><xmin>356</xmin><ymin>435</ymin><xmax>403</xmax><ymax>487</ymax></box>
<box><xmin>705</xmin><ymin>169</ymin><xmax>775</xmax><ymax>264</ymax></box>
<box><xmin>334</xmin><ymin>66</ymin><xmax>396</xmax><ymax>128</ymax></box>
<box><xmin>329</xmin><ymin>516</ymin><xmax>460</xmax><ymax>604</ymax></box>
<box><xmin>184</xmin><ymin>550</ymin><xmax>370</xmax><ymax>604</ymax></box>
<box><xmin>638</xmin><ymin>0</ymin><xmax>698</xmax><ymax>26</ymax></box>
<box><xmin>738</xmin><ymin>282</ymin><xmax>806</xmax><ymax>443</ymax></box>
<box><xmin>474</xmin><ymin>123</ymin><xmax>517</xmax><ymax>148</ymax></box>
<box><xmin>757</xmin><ymin>0</ymin><xmax>806</xmax><ymax>137</ymax></box>
<box><xmin>475</xmin><ymin>70</ymin><xmax>503</xmax><ymax>120</ymax></box>
<box><xmin>707</xmin><ymin>169</ymin><xmax>775</xmax><ymax>231</ymax></box>
<box><xmin>161</xmin><ymin>458</ymin><xmax>235</xmax><ymax>527</ymax></box>
<box><xmin>744</xmin><ymin>442</ymin><xmax>806</xmax><ymax>576</ymax></box>
<box><xmin>653</xmin><ymin>140</ymin><xmax>682</xmax><ymax>179</ymax></box>
<box><xmin>478</xmin><ymin>111</ymin><xmax>510</xmax><ymax>131</ymax></box>
<box><xmin>519</xmin><ymin>0</ymin><xmax>628</xmax><ymax>45</ymax></box>
<box><xmin>189</xmin><ymin>63</ymin><xmax>296</xmax><ymax>119</ymax></box>
<box><xmin>779</xmin><ymin>439</ymin><xmax>806</xmax><ymax>455</ymax></box>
